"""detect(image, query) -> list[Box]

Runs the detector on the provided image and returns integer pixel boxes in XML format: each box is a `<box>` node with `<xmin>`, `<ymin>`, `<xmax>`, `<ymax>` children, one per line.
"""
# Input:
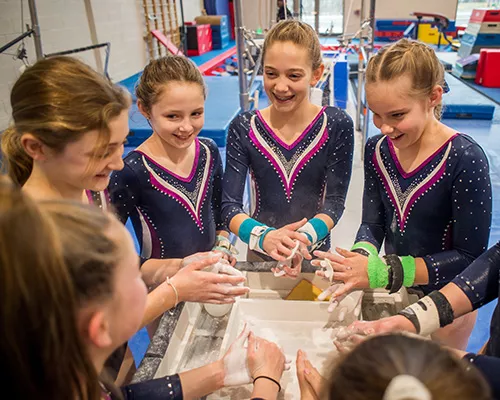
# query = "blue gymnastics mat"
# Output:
<box><xmin>442</xmin><ymin>72</ymin><xmax>496</xmax><ymax>120</ymax></box>
<box><xmin>127</xmin><ymin>76</ymin><xmax>263</xmax><ymax>147</ymax></box>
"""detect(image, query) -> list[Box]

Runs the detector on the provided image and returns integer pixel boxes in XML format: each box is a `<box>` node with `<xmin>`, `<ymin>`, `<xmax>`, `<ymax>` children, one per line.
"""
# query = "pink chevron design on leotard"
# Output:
<box><xmin>373</xmin><ymin>136</ymin><xmax>451</xmax><ymax>231</ymax></box>
<box><xmin>249</xmin><ymin>112</ymin><xmax>328</xmax><ymax>200</ymax></box>
<box><xmin>142</xmin><ymin>141</ymin><xmax>212</xmax><ymax>230</ymax></box>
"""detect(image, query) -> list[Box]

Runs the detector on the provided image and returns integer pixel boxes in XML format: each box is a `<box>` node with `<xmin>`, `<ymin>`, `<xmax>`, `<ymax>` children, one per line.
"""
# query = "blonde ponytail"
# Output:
<box><xmin>1</xmin><ymin>126</ymin><xmax>33</xmax><ymax>186</ymax></box>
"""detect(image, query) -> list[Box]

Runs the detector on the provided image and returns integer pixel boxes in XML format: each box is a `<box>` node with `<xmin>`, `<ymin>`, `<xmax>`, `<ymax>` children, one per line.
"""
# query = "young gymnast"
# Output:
<box><xmin>337</xmin><ymin>240</ymin><xmax>500</xmax><ymax>399</ymax></box>
<box><xmin>295</xmin><ymin>334</ymin><xmax>491</xmax><ymax>400</ymax></box>
<box><xmin>1</xmin><ymin>56</ymin><xmax>246</xmax><ymax>321</ymax></box>
<box><xmin>109</xmin><ymin>55</ymin><xmax>239</xmax><ymax>274</ymax></box>
<box><xmin>0</xmin><ymin>175</ymin><xmax>287</xmax><ymax>400</ymax></box>
<box><xmin>314</xmin><ymin>39</ymin><xmax>492</xmax><ymax>349</ymax></box>
<box><xmin>1</xmin><ymin>56</ymin><xmax>247</xmax><ymax>383</ymax></box>
<box><xmin>222</xmin><ymin>20</ymin><xmax>354</xmax><ymax>272</ymax></box>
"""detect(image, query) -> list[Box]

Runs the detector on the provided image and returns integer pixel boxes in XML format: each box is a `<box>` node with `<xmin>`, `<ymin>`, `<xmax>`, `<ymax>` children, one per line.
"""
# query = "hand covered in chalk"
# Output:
<box><xmin>172</xmin><ymin>253</ymin><xmax>249</xmax><ymax>304</ymax></box>
<box><xmin>331</xmin><ymin>316</ymin><xmax>415</xmax><ymax>353</ymax></box>
<box><xmin>313</xmin><ymin>258</ymin><xmax>363</xmax><ymax>319</ymax></box>
<box><xmin>247</xmin><ymin>331</ymin><xmax>289</xmax><ymax>382</ymax></box>
<box><xmin>272</xmin><ymin>241</ymin><xmax>305</xmax><ymax>279</ymax></box>
<box><xmin>263</xmin><ymin>219</ymin><xmax>311</xmax><ymax>261</ymax></box>
<box><xmin>312</xmin><ymin>248</ymin><xmax>370</xmax><ymax>295</ymax></box>
<box><xmin>222</xmin><ymin>325</ymin><xmax>290</xmax><ymax>387</ymax></box>
<box><xmin>319</xmin><ymin>283</ymin><xmax>364</xmax><ymax>320</ymax></box>
<box><xmin>296</xmin><ymin>349</ymin><xmax>325</xmax><ymax>400</ymax></box>
<box><xmin>204</xmin><ymin>258</ymin><xmax>245</xmax><ymax>286</ymax></box>
<box><xmin>222</xmin><ymin>325</ymin><xmax>252</xmax><ymax>386</ymax></box>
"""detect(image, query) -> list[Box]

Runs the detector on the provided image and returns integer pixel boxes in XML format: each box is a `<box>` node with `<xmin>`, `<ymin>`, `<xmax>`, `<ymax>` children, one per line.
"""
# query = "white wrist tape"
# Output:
<box><xmin>297</xmin><ymin>221</ymin><xmax>318</xmax><ymax>244</ymax></box>
<box><xmin>248</xmin><ymin>225</ymin><xmax>269</xmax><ymax>255</ymax></box>
<box><xmin>405</xmin><ymin>297</ymin><xmax>441</xmax><ymax>337</ymax></box>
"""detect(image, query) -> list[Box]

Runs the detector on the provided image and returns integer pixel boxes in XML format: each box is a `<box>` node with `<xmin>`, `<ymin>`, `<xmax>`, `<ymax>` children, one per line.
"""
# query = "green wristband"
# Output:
<box><xmin>401</xmin><ymin>255</ymin><xmax>416</xmax><ymax>287</ymax></box>
<box><xmin>351</xmin><ymin>242</ymin><xmax>378</xmax><ymax>257</ymax></box>
<box><xmin>367</xmin><ymin>255</ymin><xmax>390</xmax><ymax>289</ymax></box>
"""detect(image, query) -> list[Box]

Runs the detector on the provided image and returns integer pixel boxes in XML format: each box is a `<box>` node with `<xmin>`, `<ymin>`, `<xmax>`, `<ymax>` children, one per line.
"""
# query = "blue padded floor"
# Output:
<box><xmin>461</xmin><ymin>80</ymin><xmax>500</xmax><ymax>106</ymax></box>
<box><xmin>442</xmin><ymin>72</ymin><xmax>496</xmax><ymax>120</ymax></box>
<box><xmin>127</xmin><ymin>76</ymin><xmax>262</xmax><ymax>147</ymax></box>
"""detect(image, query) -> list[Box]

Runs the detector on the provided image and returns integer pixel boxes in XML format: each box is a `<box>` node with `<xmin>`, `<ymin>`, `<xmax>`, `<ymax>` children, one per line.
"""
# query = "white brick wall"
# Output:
<box><xmin>0</xmin><ymin>0</ymin><xmax>149</xmax><ymax>130</ymax></box>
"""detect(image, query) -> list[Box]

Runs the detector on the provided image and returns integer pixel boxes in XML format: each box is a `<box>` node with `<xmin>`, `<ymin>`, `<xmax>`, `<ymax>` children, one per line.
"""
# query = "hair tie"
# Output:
<box><xmin>382</xmin><ymin>375</ymin><xmax>431</xmax><ymax>400</ymax></box>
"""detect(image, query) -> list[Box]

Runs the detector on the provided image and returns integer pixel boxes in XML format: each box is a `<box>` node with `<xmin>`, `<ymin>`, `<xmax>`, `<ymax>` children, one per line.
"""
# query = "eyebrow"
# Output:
<box><xmin>264</xmin><ymin>66</ymin><xmax>306</xmax><ymax>73</ymax></box>
<box><xmin>370</xmin><ymin>108</ymin><xmax>407</xmax><ymax>115</ymax></box>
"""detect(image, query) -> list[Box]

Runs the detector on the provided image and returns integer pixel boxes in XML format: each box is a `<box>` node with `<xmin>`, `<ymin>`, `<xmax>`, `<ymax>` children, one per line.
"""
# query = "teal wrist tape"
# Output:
<box><xmin>238</xmin><ymin>218</ymin><xmax>263</xmax><ymax>244</ymax></box>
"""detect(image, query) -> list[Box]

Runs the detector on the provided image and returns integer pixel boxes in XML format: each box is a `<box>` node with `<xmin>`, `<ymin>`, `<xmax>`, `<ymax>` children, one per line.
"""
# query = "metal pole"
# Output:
<box><xmin>28</xmin><ymin>0</ymin><xmax>43</xmax><ymax>60</ymax></box>
<box><xmin>314</xmin><ymin>0</ymin><xmax>320</xmax><ymax>33</ymax></box>
<box><xmin>234</xmin><ymin>0</ymin><xmax>250</xmax><ymax>112</ymax></box>
<box><xmin>362</xmin><ymin>0</ymin><xmax>376</xmax><ymax>141</ymax></box>
<box><xmin>293</xmin><ymin>0</ymin><xmax>300</xmax><ymax>18</ymax></box>
<box><xmin>355</xmin><ymin>0</ymin><xmax>365</xmax><ymax>131</ymax></box>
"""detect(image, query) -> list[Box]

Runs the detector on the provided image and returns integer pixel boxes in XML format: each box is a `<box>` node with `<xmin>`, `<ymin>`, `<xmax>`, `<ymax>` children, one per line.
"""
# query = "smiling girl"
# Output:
<box><xmin>315</xmin><ymin>39</ymin><xmax>492</xmax><ymax>349</ymax></box>
<box><xmin>222</xmin><ymin>20</ymin><xmax>354</xmax><ymax>266</ymax></box>
<box><xmin>109</xmin><ymin>56</ymin><xmax>245</xmax><ymax>292</ymax></box>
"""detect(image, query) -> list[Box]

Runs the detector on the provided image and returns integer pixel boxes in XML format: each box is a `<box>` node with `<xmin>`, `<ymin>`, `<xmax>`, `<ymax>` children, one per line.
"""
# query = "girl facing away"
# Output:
<box><xmin>295</xmin><ymin>334</ymin><xmax>491</xmax><ymax>400</ymax></box>
<box><xmin>1</xmin><ymin>56</ymin><xmax>247</xmax><ymax>382</ymax></box>
<box><xmin>0</xmin><ymin>175</ymin><xmax>287</xmax><ymax>400</ymax></box>
<box><xmin>313</xmin><ymin>39</ymin><xmax>492</xmax><ymax>350</ymax></box>
<box><xmin>222</xmin><ymin>20</ymin><xmax>354</xmax><ymax>274</ymax></box>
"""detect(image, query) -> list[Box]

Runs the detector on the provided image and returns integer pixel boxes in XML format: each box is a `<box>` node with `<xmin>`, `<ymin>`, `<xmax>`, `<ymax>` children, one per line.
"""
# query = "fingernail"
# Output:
<box><xmin>304</xmin><ymin>369</ymin><xmax>310</xmax><ymax>375</ymax></box>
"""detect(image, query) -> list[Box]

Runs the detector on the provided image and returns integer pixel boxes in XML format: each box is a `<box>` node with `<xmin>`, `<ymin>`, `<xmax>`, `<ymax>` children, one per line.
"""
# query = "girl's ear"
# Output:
<box><xmin>310</xmin><ymin>63</ymin><xmax>325</xmax><ymax>87</ymax></box>
<box><xmin>86</xmin><ymin>309</ymin><xmax>113</xmax><ymax>349</ymax></box>
<box><xmin>21</xmin><ymin>134</ymin><xmax>47</xmax><ymax>161</ymax></box>
<box><xmin>137</xmin><ymin>100</ymin><xmax>150</xmax><ymax>119</ymax></box>
<box><xmin>429</xmin><ymin>84</ymin><xmax>443</xmax><ymax>108</ymax></box>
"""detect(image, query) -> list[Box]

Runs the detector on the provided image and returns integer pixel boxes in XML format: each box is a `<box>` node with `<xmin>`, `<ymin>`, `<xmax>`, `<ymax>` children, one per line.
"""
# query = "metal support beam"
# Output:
<box><xmin>314</xmin><ymin>0</ymin><xmax>320</xmax><ymax>33</ymax></box>
<box><xmin>234</xmin><ymin>0</ymin><xmax>250</xmax><ymax>112</ymax></box>
<box><xmin>28</xmin><ymin>0</ymin><xmax>43</xmax><ymax>60</ymax></box>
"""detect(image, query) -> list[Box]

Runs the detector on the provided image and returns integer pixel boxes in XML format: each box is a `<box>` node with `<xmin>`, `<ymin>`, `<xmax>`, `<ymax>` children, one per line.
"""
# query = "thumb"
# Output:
<box><xmin>335</xmin><ymin>247</ymin><xmax>356</xmax><ymax>258</ymax></box>
<box><xmin>187</xmin><ymin>255</ymin><xmax>222</xmax><ymax>271</ymax></box>
<box><xmin>284</xmin><ymin>218</ymin><xmax>308</xmax><ymax>231</ymax></box>
<box><xmin>247</xmin><ymin>331</ymin><xmax>256</xmax><ymax>357</ymax></box>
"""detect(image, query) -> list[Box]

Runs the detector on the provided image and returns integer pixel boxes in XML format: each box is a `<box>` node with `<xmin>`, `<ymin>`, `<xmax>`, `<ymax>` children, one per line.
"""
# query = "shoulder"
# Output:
<box><xmin>229</xmin><ymin>110</ymin><xmax>257</xmax><ymax>130</ymax></box>
<box><xmin>122</xmin><ymin>149</ymin><xmax>144</xmax><ymax>167</ymax></box>
<box><xmin>323</xmin><ymin>106</ymin><xmax>353</xmax><ymax>127</ymax></box>
<box><xmin>452</xmin><ymin>133</ymin><xmax>486</xmax><ymax>154</ymax></box>
<box><xmin>111</xmin><ymin>152</ymin><xmax>143</xmax><ymax>184</ymax></box>
<box><xmin>199</xmin><ymin>137</ymin><xmax>222</xmax><ymax>159</ymax></box>
<box><xmin>365</xmin><ymin>134</ymin><xmax>385</xmax><ymax>154</ymax></box>
<box><xmin>199</xmin><ymin>137</ymin><xmax>218</xmax><ymax>152</ymax></box>
<box><xmin>450</xmin><ymin>134</ymin><xmax>489</xmax><ymax>166</ymax></box>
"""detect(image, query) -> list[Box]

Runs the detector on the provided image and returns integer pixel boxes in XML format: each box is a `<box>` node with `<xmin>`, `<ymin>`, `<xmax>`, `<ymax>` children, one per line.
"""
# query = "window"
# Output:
<box><xmin>285</xmin><ymin>0</ymin><xmax>344</xmax><ymax>34</ymax></box>
<box><xmin>456</xmin><ymin>0</ymin><xmax>496</xmax><ymax>26</ymax></box>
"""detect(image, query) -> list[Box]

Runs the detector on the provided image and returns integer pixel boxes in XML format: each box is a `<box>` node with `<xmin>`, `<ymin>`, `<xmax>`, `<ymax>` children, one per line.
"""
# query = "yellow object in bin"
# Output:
<box><xmin>285</xmin><ymin>279</ymin><xmax>329</xmax><ymax>301</ymax></box>
<box><xmin>418</xmin><ymin>23</ymin><xmax>454</xmax><ymax>45</ymax></box>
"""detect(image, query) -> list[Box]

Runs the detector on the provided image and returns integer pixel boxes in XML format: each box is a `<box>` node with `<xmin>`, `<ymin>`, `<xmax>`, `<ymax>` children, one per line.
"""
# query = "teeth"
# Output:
<box><xmin>274</xmin><ymin>94</ymin><xmax>293</xmax><ymax>101</ymax></box>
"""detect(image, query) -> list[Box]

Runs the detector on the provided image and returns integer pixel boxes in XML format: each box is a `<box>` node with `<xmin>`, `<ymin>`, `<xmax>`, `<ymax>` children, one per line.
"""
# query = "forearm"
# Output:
<box><xmin>414</xmin><ymin>257</ymin><xmax>430</xmax><ymax>285</ymax></box>
<box><xmin>228</xmin><ymin>213</ymin><xmax>251</xmax><ymax>236</ymax></box>
<box><xmin>141</xmin><ymin>258</ymin><xmax>183</xmax><ymax>287</ymax></box>
<box><xmin>313</xmin><ymin>213</ymin><xmax>334</xmax><ymax>230</ymax></box>
<box><xmin>141</xmin><ymin>282</ymin><xmax>177</xmax><ymax>328</ymax></box>
<box><xmin>179</xmin><ymin>360</ymin><xmax>225</xmax><ymax>400</ymax></box>
<box><xmin>440</xmin><ymin>282</ymin><xmax>474</xmax><ymax>318</ymax></box>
